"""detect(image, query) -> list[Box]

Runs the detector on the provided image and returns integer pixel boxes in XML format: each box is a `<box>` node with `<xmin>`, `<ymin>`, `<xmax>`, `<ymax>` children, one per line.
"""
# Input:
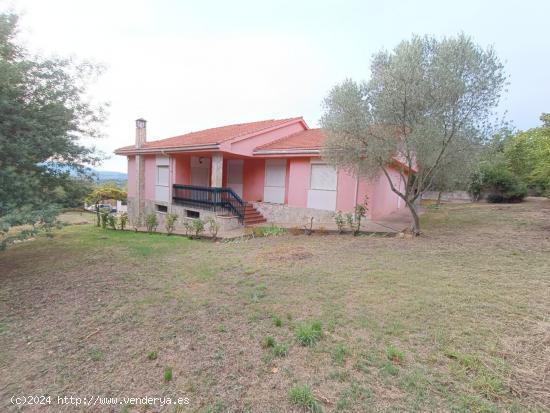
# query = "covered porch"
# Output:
<box><xmin>155</xmin><ymin>152</ymin><xmax>269</xmax><ymax>225</ymax></box>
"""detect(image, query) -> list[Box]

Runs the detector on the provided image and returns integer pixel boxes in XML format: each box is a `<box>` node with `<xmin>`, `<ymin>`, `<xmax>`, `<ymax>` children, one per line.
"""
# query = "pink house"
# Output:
<box><xmin>115</xmin><ymin>117</ymin><xmax>411</xmax><ymax>231</ymax></box>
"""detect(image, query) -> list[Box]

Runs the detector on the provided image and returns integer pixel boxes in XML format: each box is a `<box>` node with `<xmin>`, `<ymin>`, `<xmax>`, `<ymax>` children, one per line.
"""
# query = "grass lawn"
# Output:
<box><xmin>1</xmin><ymin>199</ymin><xmax>549</xmax><ymax>412</ymax></box>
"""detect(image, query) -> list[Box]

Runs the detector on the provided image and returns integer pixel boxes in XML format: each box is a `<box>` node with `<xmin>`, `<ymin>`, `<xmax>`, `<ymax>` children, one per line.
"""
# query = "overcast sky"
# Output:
<box><xmin>5</xmin><ymin>0</ymin><xmax>550</xmax><ymax>172</ymax></box>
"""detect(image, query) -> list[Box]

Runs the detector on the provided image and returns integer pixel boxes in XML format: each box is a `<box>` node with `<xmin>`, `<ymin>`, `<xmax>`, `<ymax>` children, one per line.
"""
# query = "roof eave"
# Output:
<box><xmin>253</xmin><ymin>148</ymin><xmax>321</xmax><ymax>156</ymax></box>
<box><xmin>115</xmin><ymin>143</ymin><xmax>220</xmax><ymax>155</ymax></box>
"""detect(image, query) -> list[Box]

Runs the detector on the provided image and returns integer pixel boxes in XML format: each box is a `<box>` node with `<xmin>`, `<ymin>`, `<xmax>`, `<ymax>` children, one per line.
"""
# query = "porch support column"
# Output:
<box><xmin>211</xmin><ymin>152</ymin><xmax>223</xmax><ymax>187</ymax></box>
<box><xmin>134</xmin><ymin>155</ymin><xmax>145</xmax><ymax>225</ymax></box>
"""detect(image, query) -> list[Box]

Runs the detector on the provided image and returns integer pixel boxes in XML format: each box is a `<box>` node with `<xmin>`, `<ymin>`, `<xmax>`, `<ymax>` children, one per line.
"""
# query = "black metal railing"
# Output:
<box><xmin>172</xmin><ymin>184</ymin><xmax>245</xmax><ymax>223</ymax></box>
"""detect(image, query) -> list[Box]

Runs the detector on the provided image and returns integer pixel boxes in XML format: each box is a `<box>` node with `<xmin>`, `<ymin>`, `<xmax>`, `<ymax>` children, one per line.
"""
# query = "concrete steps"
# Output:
<box><xmin>243</xmin><ymin>203</ymin><xmax>266</xmax><ymax>225</ymax></box>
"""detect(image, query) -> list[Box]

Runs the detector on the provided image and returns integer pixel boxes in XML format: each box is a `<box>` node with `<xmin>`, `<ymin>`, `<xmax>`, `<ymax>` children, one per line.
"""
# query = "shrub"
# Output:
<box><xmin>99</xmin><ymin>211</ymin><xmax>109</xmax><ymax>229</ymax></box>
<box><xmin>182</xmin><ymin>219</ymin><xmax>192</xmax><ymax>236</ymax></box>
<box><xmin>296</xmin><ymin>320</ymin><xmax>323</xmax><ymax>346</ymax></box>
<box><xmin>190</xmin><ymin>218</ymin><xmax>205</xmax><ymax>238</ymax></box>
<box><xmin>118</xmin><ymin>212</ymin><xmax>128</xmax><ymax>230</ymax></box>
<box><xmin>163</xmin><ymin>367</ymin><xmax>173</xmax><ymax>382</ymax></box>
<box><xmin>334</xmin><ymin>211</ymin><xmax>345</xmax><ymax>233</ymax></box>
<box><xmin>145</xmin><ymin>213</ymin><xmax>158</xmax><ymax>233</ymax></box>
<box><xmin>482</xmin><ymin>165</ymin><xmax>527</xmax><ymax>203</ymax></box>
<box><xmin>165</xmin><ymin>213</ymin><xmax>178</xmax><ymax>235</ymax></box>
<box><xmin>106</xmin><ymin>213</ymin><xmax>117</xmax><ymax>230</ymax></box>
<box><xmin>205</xmin><ymin>217</ymin><xmax>220</xmax><ymax>239</ymax></box>
<box><xmin>288</xmin><ymin>384</ymin><xmax>320</xmax><ymax>412</ymax></box>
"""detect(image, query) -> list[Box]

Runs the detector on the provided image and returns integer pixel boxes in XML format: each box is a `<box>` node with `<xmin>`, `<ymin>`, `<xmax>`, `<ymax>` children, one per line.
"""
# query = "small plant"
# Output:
<box><xmin>205</xmin><ymin>217</ymin><xmax>220</xmax><ymax>239</ymax></box>
<box><xmin>386</xmin><ymin>345</ymin><xmax>404</xmax><ymax>363</ymax></box>
<box><xmin>303</xmin><ymin>216</ymin><xmax>314</xmax><ymax>235</ymax></box>
<box><xmin>272</xmin><ymin>342</ymin><xmax>289</xmax><ymax>357</ymax></box>
<box><xmin>332</xmin><ymin>344</ymin><xmax>348</xmax><ymax>366</ymax></box>
<box><xmin>163</xmin><ymin>367</ymin><xmax>173</xmax><ymax>382</ymax></box>
<box><xmin>190</xmin><ymin>218</ymin><xmax>205</xmax><ymax>238</ymax></box>
<box><xmin>334</xmin><ymin>211</ymin><xmax>345</xmax><ymax>234</ymax></box>
<box><xmin>381</xmin><ymin>361</ymin><xmax>399</xmax><ymax>376</ymax></box>
<box><xmin>349</xmin><ymin>196</ymin><xmax>368</xmax><ymax>236</ymax></box>
<box><xmin>145</xmin><ymin>213</ymin><xmax>158</xmax><ymax>233</ymax></box>
<box><xmin>100</xmin><ymin>211</ymin><xmax>109</xmax><ymax>229</ymax></box>
<box><xmin>119</xmin><ymin>212</ymin><xmax>128</xmax><ymax>230</ymax></box>
<box><xmin>182</xmin><ymin>219</ymin><xmax>192</xmax><ymax>237</ymax></box>
<box><xmin>147</xmin><ymin>351</ymin><xmax>158</xmax><ymax>360</ymax></box>
<box><xmin>253</xmin><ymin>224</ymin><xmax>286</xmax><ymax>237</ymax></box>
<box><xmin>165</xmin><ymin>213</ymin><xmax>178</xmax><ymax>235</ymax></box>
<box><xmin>89</xmin><ymin>347</ymin><xmax>104</xmax><ymax>361</ymax></box>
<box><xmin>106</xmin><ymin>213</ymin><xmax>117</xmax><ymax>230</ymax></box>
<box><xmin>273</xmin><ymin>315</ymin><xmax>283</xmax><ymax>327</ymax></box>
<box><xmin>262</xmin><ymin>336</ymin><xmax>276</xmax><ymax>348</ymax></box>
<box><xmin>296</xmin><ymin>320</ymin><xmax>323</xmax><ymax>346</ymax></box>
<box><xmin>289</xmin><ymin>384</ymin><xmax>320</xmax><ymax>412</ymax></box>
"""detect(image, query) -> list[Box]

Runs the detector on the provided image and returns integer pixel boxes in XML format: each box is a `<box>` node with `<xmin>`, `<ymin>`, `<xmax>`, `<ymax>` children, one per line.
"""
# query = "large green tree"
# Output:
<box><xmin>504</xmin><ymin>114</ymin><xmax>550</xmax><ymax>195</ymax></box>
<box><xmin>0</xmin><ymin>13</ymin><xmax>105</xmax><ymax>233</ymax></box>
<box><xmin>321</xmin><ymin>34</ymin><xmax>506</xmax><ymax>235</ymax></box>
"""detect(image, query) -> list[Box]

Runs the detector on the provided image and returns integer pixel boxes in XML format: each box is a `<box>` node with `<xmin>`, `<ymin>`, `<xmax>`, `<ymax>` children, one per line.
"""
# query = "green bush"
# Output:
<box><xmin>165</xmin><ymin>213</ymin><xmax>178</xmax><ymax>235</ymax></box>
<box><xmin>205</xmin><ymin>217</ymin><xmax>220</xmax><ymax>239</ymax></box>
<box><xmin>106</xmin><ymin>214</ymin><xmax>117</xmax><ymax>230</ymax></box>
<box><xmin>190</xmin><ymin>218</ymin><xmax>205</xmax><ymax>238</ymax></box>
<box><xmin>118</xmin><ymin>212</ymin><xmax>128</xmax><ymax>230</ymax></box>
<box><xmin>145</xmin><ymin>213</ymin><xmax>158</xmax><ymax>233</ymax></box>
<box><xmin>482</xmin><ymin>165</ymin><xmax>527</xmax><ymax>203</ymax></box>
<box><xmin>99</xmin><ymin>211</ymin><xmax>109</xmax><ymax>229</ymax></box>
<box><xmin>334</xmin><ymin>211</ymin><xmax>345</xmax><ymax>234</ymax></box>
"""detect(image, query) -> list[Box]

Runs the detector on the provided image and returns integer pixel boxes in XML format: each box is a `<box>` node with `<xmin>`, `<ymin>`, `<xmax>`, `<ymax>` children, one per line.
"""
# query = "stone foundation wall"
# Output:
<box><xmin>127</xmin><ymin>199</ymin><xmax>241</xmax><ymax>232</ymax></box>
<box><xmin>422</xmin><ymin>191</ymin><xmax>472</xmax><ymax>203</ymax></box>
<box><xmin>252</xmin><ymin>202</ymin><xmax>336</xmax><ymax>226</ymax></box>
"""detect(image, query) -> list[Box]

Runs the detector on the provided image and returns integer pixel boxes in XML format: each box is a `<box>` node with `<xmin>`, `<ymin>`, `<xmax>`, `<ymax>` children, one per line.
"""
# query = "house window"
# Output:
<box><xmin>156</xmin><ymin>204</ymin><xmax>168</xmax><ymax>213</ymax></box>
<box><xmin>310</xmin><ymin>164</ymin><xmax>337</xmax><ymax>191</ymax></box>
<box><xmin>156</xmin><ymin>165</ymin><xmax>169</xmax><ymax>186</ymax></box>
<box><xmin>307</xmin><ymin>163</ymin><xmax>337</xmax><ymax>211</ymax></box>
<box><xmin>186</xmin><ymin>210</ymin><xmax>200</xmax><ymax>218</ymax></box>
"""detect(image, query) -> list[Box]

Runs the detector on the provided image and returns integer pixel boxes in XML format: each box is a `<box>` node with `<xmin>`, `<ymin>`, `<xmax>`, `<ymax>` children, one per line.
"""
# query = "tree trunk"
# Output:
<box><xmin>437</xmin><ymin>191</ymin><xmax>442</xmax><ymax>205</ymax></box>
<box><xmin>95</xmin><ymin>204</ymin><xmax>100</xmax><ymax>227</ymax></box>
<box><xmin>405</xmin><ymin>200</ymin><xmax>421</xmax><ymax>236</ymax></box>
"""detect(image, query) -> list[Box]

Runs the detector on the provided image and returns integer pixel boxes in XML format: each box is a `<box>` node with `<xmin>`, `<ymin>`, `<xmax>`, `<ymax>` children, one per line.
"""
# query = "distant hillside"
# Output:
<box><xmin>94</xmin><ymin>170</ymin><xmax>127</xmax><ymax>182</ymax></box>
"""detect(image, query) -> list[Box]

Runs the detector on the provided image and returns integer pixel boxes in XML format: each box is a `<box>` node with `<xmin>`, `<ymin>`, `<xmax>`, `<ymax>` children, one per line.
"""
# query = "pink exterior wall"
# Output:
<box><xmin>287</xmin><ymin>158</ymin><xmax>310</xmax><ymax>207</ymax></box>
<box><xmin>143</xmin><ymin>155</ymin><xmax>156</xmax><ymax>201</ymax></box>
<box><xmin>336</xmin><ymin>169</ymin><xmax>357</xmax><ymax>213</ymax></box>
<box><xmin>243</xmin><ymin>158</ymin><xmax>265</xmax><ymax>202</ymax></box>
<box><xmin>365</xmin><ymin>167</ymin><xmax>405</xmax><ymax>220</ymax></box>
<box><xmin>224</xmin><ymin>123</ymin><xmax>307</xmax><ymax>156</ymax></box>
<box><xmin>172</xmin><ymin>154</ymin><xmax>191</xmax><ymax>185</ymax></box>
<box><xmin>127</xmin><ymin>156</ymin><xmax>136</xmax><ymax>197</ymax></box>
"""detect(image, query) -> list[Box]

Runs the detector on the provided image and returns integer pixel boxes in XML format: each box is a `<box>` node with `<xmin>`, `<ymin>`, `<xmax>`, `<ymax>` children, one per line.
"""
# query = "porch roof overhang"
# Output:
<box><xmin>114</xmin><ymin>143</ymin><xmax>220</xmax><ymax>156</ymax></box>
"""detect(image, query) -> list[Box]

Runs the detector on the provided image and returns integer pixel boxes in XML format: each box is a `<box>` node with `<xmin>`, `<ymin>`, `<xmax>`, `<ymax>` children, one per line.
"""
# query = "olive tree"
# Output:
<box><xmin>321</xmin><ymin>34</ymin><xmax>506</xmax><ymax>235</ymax></box>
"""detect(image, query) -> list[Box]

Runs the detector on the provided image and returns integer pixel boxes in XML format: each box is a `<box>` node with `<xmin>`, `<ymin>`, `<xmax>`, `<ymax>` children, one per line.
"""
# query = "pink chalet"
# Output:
<box><xmin>115</xmin><ymin>117</ymin><xmax>412</xmax><ymax>231</ymax></box>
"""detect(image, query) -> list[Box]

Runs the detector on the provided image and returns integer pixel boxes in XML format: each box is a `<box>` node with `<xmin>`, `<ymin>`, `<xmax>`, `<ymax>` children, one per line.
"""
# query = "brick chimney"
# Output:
<box><xmin>135</xmin><ymin>118</ymin><xmax>147</xmax><ymax>148</ymax></box>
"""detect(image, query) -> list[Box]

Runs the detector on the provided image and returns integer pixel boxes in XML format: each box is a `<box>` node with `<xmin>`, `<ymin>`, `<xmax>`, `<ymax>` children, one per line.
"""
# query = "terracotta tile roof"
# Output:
<box><xmin>115</xmin><ymin>118</ymin><xmax>302</xmax><ymax>152</ymax></box>
<box><xmin>255</xmin><ymin>128</ymin><xmax>325</xmax><ymax>151</ymax></box>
